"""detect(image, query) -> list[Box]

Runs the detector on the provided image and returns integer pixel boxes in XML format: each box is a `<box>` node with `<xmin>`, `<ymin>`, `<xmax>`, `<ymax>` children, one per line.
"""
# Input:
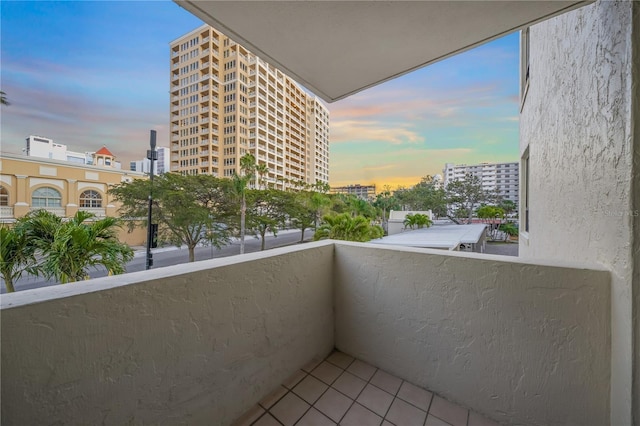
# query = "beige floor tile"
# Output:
<box><xmin>283</xmin><ymin>370</ymin><xmax>307</xmax><ymax>390</ymax></box>
<box><xmin>314</xmin><ymin>387</ymin><xmax>353</xmax><ymax>423</ymax></box>
<box><xmin>302</xmin><ymin>358</ymin><xmax>324</xmax><ymax>373</ymax></box>
<box><xmin>356</xmin><ymin>384</ymin><xmax>394</xmax><ymax>417</ymax></box>
<box><xmin>346</xmin><ymin>359</ymin><xmax>377</xmax><ymax>381</ymax></box>
<box><xmin>253</xmin><ymin>413</ymin><xmax>281</xmax><ymax>426</ymax></box>
<box><xmin>385</xmin><ymin>398</ymin><xmax>427</xmax><ymax>426</ymax></box>
<box><xmin>293</xmin><ymin>374</ymin><xmax>329</xmax><ymax>404</ymax></box>
<box><xmin>297</xmin><ymin>407</ymin><xmax>336</xmax><ymax>426</ymax></box>
<box><xmin>332</xmin><ymin>371</ymin><xmax>367</xmax><ymax>399</ymax></box>
<box><xmin>311</xmin><ymin>361</ymin><xmax>343</xmax><ymax>385</ymax></box>
<box><xmin>259</xmin><ymin>385</ymin><xmax>288</xmax><ymax>409</ymax></box>
<box><xmin>370</xmin><ymin>370</ymin><xmax>403</xmax><ymax>395</ymax></box>
<box><xmin>425</xmin><ymin>414</ymin><xmax>452</xmax><ymax>426</ymax></box>
<box><xmin>231</xmin><ymin>404</ymin><xmax>264</xmax><ymax>426</ymax></box>
<box><xmin>468</xmin><ymin>411</ymin><xmax>500</xmax><ymax>426</ymax></box>
<box><xmin>327</xmin><ymin>351</ymin><xmax>355</xmax><ymax>369</ymax></box>
<box><xmin>428</xmin><ymin>396</ymin><xmax>468</xmax><ymax>426</ymax></box>
<box><xmin>340</xmin><ymin>402</ymin><xmax>383</xmax><ymax>426</ymax></box>
<box><xmin>397</xmin><ymin>381</ymin><xmax>433</xmax><ymax>412</ymax></box>
<box><xmin>270</xmin><ymin>392</ymin><xmax>310</xmax><ymax>426</ymax></box>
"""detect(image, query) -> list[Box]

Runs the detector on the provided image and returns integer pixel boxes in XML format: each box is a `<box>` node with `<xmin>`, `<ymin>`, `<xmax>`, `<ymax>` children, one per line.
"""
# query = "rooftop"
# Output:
<box><xmin>371</xmin><ymin>224</ymin><xmax>488</xmax><ymax>251</ymax></box>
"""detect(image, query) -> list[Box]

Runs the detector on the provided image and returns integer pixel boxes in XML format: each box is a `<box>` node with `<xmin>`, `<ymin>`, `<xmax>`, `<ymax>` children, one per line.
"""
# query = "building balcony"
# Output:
<box><xmin>28</xmin><ymin>206</ymin><xmax>65</xmax><ymax>216</ymax></box>
<box><xmin>79</xmin><ymin>207</ymin><xmax>106</xmax><ymax>217</ymax></box>
<box><xmin>0</xmin><ymin>242</ymin><xmax>610</xmax><ymax>426</ymax></box>
<box><xmin>0</xmin><ymin>206</ymin><xmax>14</xmax><ymax>219</ymax></box>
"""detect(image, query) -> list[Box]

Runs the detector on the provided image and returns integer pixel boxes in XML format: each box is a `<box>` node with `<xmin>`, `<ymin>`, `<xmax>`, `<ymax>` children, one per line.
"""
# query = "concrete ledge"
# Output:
<box><xmin>1</xmin><ymin>241</ymin><xmax>335</xmax><ymax>425</ymax></box>
<box><xmin>333</xmin><ymin>242</ymin><xmax>611</xmax><ymax>426</ymax></box>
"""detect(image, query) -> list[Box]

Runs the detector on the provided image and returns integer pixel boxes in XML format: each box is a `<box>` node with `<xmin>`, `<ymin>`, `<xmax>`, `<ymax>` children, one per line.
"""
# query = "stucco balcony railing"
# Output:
<box><xmin>79</xmin><ymin>207</ymin><xmax>106</xmax><ymax>217</ymax></box>
<box><xmin>0</xmin><ymin>206</ymin><xmax>14</xmax><ymax>218</ymax></box>
<box><xmin>0</xmin><ymin>242</ymin><xmax>610</xmax><ymax>426</ymax></box>
<box><xmin>29</xmin><ymin>206</ymin><xmax>65</xmax><ymax>216</ymax></box>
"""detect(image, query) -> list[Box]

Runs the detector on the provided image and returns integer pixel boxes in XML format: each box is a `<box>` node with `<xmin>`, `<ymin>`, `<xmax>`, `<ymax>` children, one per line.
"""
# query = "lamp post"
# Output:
<box><xmin>145</xmin><ymin>130</ymin><xmax>157</xmax><ymax>270</ymax></box>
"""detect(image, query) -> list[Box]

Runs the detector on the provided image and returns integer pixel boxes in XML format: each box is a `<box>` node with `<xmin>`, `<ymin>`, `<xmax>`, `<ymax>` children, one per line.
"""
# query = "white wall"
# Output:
<box><xmin>0</xmin><ymin>243</ymin><xmax>335</xmax><ymax>425</ymax></box>
<box><xmin>519</xmin><ymin>1</ymin><xmax>638</xmax><ymax>423</ymax></box>
<box><xmin>334</xmin><ymin>243</ymin><xmax>610</xmax><ymax>426</ymax></box>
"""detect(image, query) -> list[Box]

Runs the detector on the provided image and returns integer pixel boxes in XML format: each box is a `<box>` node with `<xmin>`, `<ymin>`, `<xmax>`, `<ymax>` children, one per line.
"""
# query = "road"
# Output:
<box><xmin>3</xmin><ymin>229</ymin><xmax>312</xmax><ymax>294</ymax></box>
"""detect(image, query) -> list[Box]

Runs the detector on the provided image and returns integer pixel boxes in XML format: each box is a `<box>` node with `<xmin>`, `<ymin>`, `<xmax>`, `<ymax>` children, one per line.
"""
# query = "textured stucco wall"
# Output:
<box><xmin>1</xmin><ymin>242</ymin><xmax>335</xmax><ymax>425</ymax></box>
<box><xmin>334</xmin><ymin>243</ymin><xmax>610</xmax><ymax>426</ymax></box>
<box><xmin>519</xmin><ymin>1</ymin><xmax>638</xmax><ymax>423</ymax></box>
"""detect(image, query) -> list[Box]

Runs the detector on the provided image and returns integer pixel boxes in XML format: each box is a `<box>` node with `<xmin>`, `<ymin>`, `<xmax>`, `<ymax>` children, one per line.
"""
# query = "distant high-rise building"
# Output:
<box><xmin>443</xmin><ymin>162</ymin><xmax>519</xmax><ymax>206</ymax></box>
<box><xmin>169</xmin><ymin>25</ymin><xmax>330</xmax><ymax>188</ymax></box>
<box><xmin>130</xmin><ymin>147</ymin><xmax>170</xmax><ymax>175</ymax></box>
<box><xmin>331</xmin><ymin>184</ymin><xmax>376</xmax><ymax>200</ymax></box>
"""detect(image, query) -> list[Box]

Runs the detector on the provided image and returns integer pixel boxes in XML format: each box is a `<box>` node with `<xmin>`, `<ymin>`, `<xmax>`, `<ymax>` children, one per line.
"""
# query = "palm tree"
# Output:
<box><xmin>0</xmin><ymin>225</ymin><xmax>34</xmax><ymax>292</ymax></box>
<box><xmin>234</xmin><ymin>153</ymin><xmax>256</xmax><ymax>254</ymax></box>
<box><xmin>403</xmin><ymin>213</ymin><xmax>433</xmax><ymax>229</ymax></box>
<box><xmin>314</xmin><ymin>213</ymin><xmax>383</xmax><ymax>242</ymax></box>
<box><xmin>24</xmin><ymin>210</ymin><xmax>134</xmax><ymax>283</ymax></box>
<box><xmin>255</xmin><ymin>163</ymin><xmax>269</xmax><ymax>189</ymax></box>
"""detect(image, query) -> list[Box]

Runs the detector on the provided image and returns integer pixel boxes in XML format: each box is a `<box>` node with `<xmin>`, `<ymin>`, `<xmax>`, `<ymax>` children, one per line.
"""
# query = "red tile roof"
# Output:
<box><xmin>95</xmin><ymin>146</ymin><xmax>114</xmax><ymax>156</ymax></box>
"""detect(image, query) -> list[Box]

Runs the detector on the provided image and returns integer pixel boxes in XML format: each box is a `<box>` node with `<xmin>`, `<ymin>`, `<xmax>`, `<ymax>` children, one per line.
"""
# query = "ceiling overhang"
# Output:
<box><xmin>175</xmin><ymin>1</ymin><xmax>594</xmax><ymax>103</ymax></box>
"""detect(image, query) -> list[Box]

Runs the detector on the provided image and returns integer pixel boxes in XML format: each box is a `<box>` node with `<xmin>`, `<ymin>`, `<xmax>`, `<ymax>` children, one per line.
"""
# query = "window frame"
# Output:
<box><xmin>32</xmin><ymin>187</ymin><xmax>62</xmax><ymax>208</ymax></box>
<box><xmin>79</xmin><ymin>190</ymin><xmax>103</xmax><ymax>208</ymax></box>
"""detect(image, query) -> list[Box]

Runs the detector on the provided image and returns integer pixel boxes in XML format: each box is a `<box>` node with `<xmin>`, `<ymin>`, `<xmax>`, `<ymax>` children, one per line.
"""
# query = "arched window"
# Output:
<box><xmin>32</xmin><ymin>187</ymin><xmax>62</xmax><ymax>207</ymax></box>
<box><xmin>79</xmin><ymin>190</ymin><xmax>102</xmax><ymax>208</ymax></box>
<box><xmin>0</xmin><ymin>186</ymin><xmax>8</xmax><ymax>206</ymax></box>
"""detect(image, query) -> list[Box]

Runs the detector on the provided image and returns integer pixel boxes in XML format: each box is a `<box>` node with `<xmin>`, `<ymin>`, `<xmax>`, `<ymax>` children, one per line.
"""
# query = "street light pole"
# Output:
<box><xmin>145</xmin><ymin>130</ymin><xmax>157</xmax><ymax>270</ymax></box>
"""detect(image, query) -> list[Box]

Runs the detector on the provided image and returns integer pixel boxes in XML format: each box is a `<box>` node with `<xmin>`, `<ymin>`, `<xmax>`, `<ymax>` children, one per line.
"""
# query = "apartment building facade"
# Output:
<box><xmin>169</xmin><ymin>25</ymin><xmax>330</xmax><ymax>189</ymax></box>
<box><xmin>330</xmin><ymin>184</ymin><xmax>376</xmax><ymax>200</ymax></box>
<box><xmin>443</xmin><ymin>161</ymin><xmax>519</xmax><ymax>206</ymax></box>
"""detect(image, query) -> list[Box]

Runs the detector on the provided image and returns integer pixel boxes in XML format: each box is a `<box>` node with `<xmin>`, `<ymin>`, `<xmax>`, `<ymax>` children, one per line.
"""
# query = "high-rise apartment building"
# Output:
<box><xmin>169</xmin><ymin>25</ymin><xmax>330</xmax><ymax>188</ymax></box>
<box><xmin>443</xmin><ymin>162</ymin><xmax>519</xmax><ymax>206</ymax></box>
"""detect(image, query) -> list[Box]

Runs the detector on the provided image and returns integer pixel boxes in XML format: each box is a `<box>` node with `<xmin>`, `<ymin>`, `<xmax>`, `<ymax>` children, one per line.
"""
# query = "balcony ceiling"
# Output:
<box><xmin>175</xmin><ymin>1</ymin><xmax>593</xmax><ymax>103</ymax></box>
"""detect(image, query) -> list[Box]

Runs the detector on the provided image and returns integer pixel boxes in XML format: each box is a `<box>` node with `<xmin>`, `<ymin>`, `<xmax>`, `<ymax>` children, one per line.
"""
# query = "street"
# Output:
<box><xmin>2</xmin><ymin>229</ymin><xmax>312</xmax><ymax>294</ymax></box>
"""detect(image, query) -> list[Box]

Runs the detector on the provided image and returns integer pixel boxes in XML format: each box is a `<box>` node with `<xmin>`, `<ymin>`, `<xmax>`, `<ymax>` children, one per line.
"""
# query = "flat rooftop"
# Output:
<box><xmin>371</xmin><ymin>224</ymin><xmax>488</xmax><ymax>250</ymax></box>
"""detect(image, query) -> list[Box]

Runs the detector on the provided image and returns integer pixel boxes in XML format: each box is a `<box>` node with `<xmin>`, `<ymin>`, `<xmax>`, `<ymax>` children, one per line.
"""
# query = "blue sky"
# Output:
<box><xmin>1</xmin><ymin>1</ymin><xmax>520</xmax><ymax>188</ymax></box>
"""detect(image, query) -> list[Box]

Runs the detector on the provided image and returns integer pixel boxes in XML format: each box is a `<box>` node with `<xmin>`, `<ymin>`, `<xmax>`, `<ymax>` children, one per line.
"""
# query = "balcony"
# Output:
<box><xmin>79</xmin><ymin>207</ymin><xmax>106</xmax><ymax>217</ymax></box>
<box><xmin>28</xmin><ymin>206</ymin><xmax>65</xmax><ymax>216</ymax></box>
<box><xmin>0</xmin><ymin>206</ymin><xmax>14</xmax><ymax>219</ymax></box>
<box><xmin>0</xmin><ymin>242</ymin><xmax>610</xmax><ymax>425</ymax></box>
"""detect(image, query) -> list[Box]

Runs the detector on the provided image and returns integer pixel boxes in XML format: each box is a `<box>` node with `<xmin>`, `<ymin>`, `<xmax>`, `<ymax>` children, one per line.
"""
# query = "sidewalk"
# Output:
<box><xmin>132</xmin><ymin>228</ymin><xmax>304</xmax><ymax>257</ymax></box>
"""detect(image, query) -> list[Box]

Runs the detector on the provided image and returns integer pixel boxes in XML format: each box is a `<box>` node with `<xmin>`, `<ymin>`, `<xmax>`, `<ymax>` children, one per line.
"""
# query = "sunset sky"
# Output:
<box><xmin>1</xmin><ymin>1</ymin><xmax>520</xmax><ymax>189</ymax></box>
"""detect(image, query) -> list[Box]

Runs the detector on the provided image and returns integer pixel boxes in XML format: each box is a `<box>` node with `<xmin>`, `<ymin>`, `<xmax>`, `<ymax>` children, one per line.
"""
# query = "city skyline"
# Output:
<box><xmin>1</xmin><ymin>1</ymin><xmax>520</xmax><ymax>189</ymax></box>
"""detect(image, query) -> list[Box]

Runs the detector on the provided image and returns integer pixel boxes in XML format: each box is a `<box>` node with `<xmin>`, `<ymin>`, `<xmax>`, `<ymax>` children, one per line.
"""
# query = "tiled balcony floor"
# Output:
<box><xmin>233</xmin><ymin>351</ymin><xmax>499</xmax><ymax>426</ymax></box>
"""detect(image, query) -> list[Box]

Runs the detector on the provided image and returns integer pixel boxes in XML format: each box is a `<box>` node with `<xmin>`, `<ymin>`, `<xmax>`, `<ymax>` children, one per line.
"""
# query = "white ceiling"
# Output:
<box><xmin>175</xmin><ymin>1</ymin><xmax>592</xmax><ymax>103</ymax></box>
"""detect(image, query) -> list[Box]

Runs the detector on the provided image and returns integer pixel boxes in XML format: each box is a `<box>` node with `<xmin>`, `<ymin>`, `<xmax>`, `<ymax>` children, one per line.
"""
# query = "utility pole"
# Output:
<box><xmin>145</xmin><ymin>130</ymin><xmax>157</xmax><ymax>270</ymax></box>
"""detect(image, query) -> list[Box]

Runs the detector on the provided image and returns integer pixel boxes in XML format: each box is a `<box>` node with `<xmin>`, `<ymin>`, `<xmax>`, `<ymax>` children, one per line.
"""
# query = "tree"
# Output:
<box><xmin>372</xmin><ymin>185</ymin><xmax>398</xmax><ymax>223</ymax></box>
<box><xmin>314</xmin><ymin>213</ymin><xmax>383</xmax><ymax>242</ymax></box>
<box><xmin>110</xmin><ymin>173</ymin><xmax>234</xmax><ymax>262</ymax></box>
<box><xmin>288</xmin><ymin>190</ymin><xmax>330</xmax><ymax>243</ymax></box>
<box><xmin>233</xmin><ymin>153</ymin><xmax>257</xmax><ymax>255</ymax></box>
<box><xmin>394</xmin><ymin>176</ymin><xmax>447</xmax><ymax>217</ymax></box>
<box><xmin>0</xmin><ymin>224</ymin><xmax>34</xmax><ymax>292</ymax></box>
<box><xmin>445</xmin><ymin>173</ymin><xmax>496</xmax><ymax>224</ymax></box>
<box><xmin>403</xmin><ymin>213</ymin><xmax>433</xmax><ymax>229</ymax></box>
<box><xmin>22</xmin><ymin>210</ymin><xmax>134</xmax><ymax>283</ymax></box>
<box><xmin>499</xmin><ymin>200</ymin><xmax>517</xmax><ymax>217</ymax></box>
<box><xmin>499</xmin><ymin>222</ymin><xmax>519</xmax><ymax>241</ymax></box>
<box><xmin>0</xmin><ymin>91</ymin><xmax>9</xmax><ymax>106</ymax></box>
<box><xmin>476</xmin><ymin>205</ymin><xmax>505</xmax><ymax>222</ymax></box>
<box><xmin>255</xmin><ymin>163</ymin><xmax>269</xmax><ymax>189</ymax></box>
<box><xmin>246</xmin><ymin>189</ymin><xmax>290</xmax><ymax>250</ymax></box>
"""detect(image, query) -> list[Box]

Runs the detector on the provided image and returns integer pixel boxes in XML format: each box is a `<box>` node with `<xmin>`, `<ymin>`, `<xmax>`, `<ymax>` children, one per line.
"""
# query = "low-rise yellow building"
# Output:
<box><xmin>0</xmin><ymin>152</ymin><xmax>147</xmax><ymax>246</ymax></box>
